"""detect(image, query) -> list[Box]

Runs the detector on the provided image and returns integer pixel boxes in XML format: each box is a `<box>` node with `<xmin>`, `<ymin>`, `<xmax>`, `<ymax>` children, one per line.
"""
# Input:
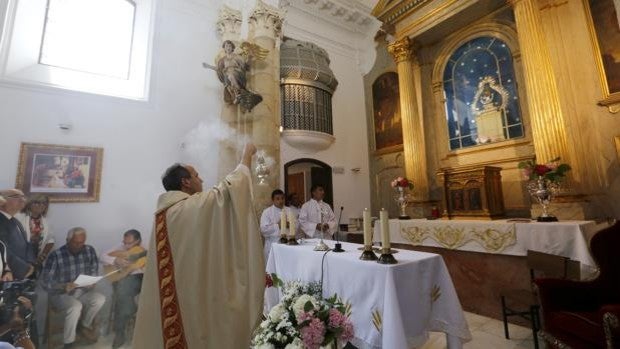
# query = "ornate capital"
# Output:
<box><xmin>249</xmin><ymin>0</ymin><xmax>284</xmax><ymax>39</ymax></box>
<box><xmin>387</xmin><ymin>37</ymin><xmax>414</xmax><ymax>63</ymax></box>
<box><xmin>217</xmin><ymin>6</ymin><xmax>242</xmax><ymax>41</ymax></box>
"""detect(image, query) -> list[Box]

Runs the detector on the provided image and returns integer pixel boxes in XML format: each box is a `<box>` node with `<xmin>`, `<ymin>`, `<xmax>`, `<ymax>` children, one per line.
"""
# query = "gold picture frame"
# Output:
<box><xmin>15</xmin><ymin>143</ymin><xmax>103</xmax><ymax>202</ymax></box>
<box><xmin>582</xmin><ymin>0</ymin><xmax>620</xmax><ymax>113</ymax></box>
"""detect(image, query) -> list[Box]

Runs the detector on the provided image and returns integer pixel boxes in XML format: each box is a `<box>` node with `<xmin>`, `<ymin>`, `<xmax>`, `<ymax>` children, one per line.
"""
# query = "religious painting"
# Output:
<box><xmin>16</xmin><ymin>143</ymin><xmax>103</xmax><ymax>202</ymax></box>
<box><xmin>584</xmin><ymin>0</ymin><xmax>620</xmax><ymax>103</ymax></box>
<box><xmin>372</xmin><ymin>72</ymin><xmax>403</xmax><ymax>151</ymax></box>
<box><xmin>443</xmin><ymin>36</ymin><xmax>524</xmax><ymax>150</ymax></box>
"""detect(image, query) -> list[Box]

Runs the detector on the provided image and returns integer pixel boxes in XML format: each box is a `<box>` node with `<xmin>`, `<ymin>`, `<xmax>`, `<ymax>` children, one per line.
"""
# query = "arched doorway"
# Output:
<box><xmin>284</xmin><ymin>159</ymin><xmax>333</xmax><ymax>208</ymax></box>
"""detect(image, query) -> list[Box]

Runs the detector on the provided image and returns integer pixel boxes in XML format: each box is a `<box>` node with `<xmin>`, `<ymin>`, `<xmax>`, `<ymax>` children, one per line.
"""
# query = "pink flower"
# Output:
<box><xmin>328</xmin><ymin>309</ymin><xmax>346</xmax><ymax>328</ymax></box>
<box><xmin>339</xmin><ymin>320</ymin><xmax>354</xmax><ymax>343</ymax></box>
<box><xmin>300</xmin><ymin>317</ymin><xmax>325</xmax><ymax>349</ymax></box>
<box><xmin>545</xmin><ymin>162</ymin><xmax>558</xmax><ymax>170</ymax></box>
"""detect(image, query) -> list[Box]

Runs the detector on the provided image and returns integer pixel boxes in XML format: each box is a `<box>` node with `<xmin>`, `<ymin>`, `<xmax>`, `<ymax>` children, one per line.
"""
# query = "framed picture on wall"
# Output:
<box><xmin>15</xmin><ymin>143</ymin><xmax>103</xmax><ymax>202</ymax></box>
<box><xmin>372</xmin><ymin>72</ymin><xmax>404</xmax><ymax>153</ymax></box>
<box><xmin>583</xmin><ymin>0</ymin><xmax>620</xmax><ymax>110</ymax></box>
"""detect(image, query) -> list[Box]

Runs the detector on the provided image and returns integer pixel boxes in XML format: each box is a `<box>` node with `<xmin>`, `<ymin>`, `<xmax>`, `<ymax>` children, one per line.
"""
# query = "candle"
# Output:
<box><xmin>363</xmin><ymin>208</ymin><xmax>372</xmax><ymax>246</ymax></box>
<box><xmin>380</xmin><ymin>208</ymin><xmax>390</xmax><ymax>250</ymax></box>
<box><xmin>280</xmin><ymin>209</ymin><xmax>287</xmax><ymax>235</ymax></box>
<box><xmin>288</xmin><ymin>211</ymin><xmax>296</xmax><ymax>238</ymax></box>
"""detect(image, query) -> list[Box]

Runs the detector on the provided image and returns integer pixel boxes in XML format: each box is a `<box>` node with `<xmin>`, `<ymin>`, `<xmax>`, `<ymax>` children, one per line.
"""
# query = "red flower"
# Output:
<box><xmin>398</xmin><ymin>179</ymin><xmax>409</xmax><ymax>187</ymax></box>
<box><xmin>265</xmin><ymin>273</ymin><xmax>273</xmax><ymax>288</ymax></box>
<box><xmin>533</xmin><ymin>164</ymin><xmax>551</xmax><ymax>176</ymax></box>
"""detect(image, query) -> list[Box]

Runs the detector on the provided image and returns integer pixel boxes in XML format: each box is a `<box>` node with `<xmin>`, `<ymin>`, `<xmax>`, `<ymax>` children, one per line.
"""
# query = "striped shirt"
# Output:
<box><xmin>41</xmin><ymin>244</ymin><xmax>99</xmax><ymax>294</ymax></box>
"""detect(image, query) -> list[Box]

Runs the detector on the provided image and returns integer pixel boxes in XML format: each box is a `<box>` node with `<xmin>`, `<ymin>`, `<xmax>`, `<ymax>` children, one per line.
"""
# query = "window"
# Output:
<box><xmin>443</xmin><ymin>36</ymin><xmax>524</xmax><ymax>151</ymax></box>
<box><xmin>0</xmin><ymin>0</ymin><xmax>155</xmax><ymax>100</ymax></box>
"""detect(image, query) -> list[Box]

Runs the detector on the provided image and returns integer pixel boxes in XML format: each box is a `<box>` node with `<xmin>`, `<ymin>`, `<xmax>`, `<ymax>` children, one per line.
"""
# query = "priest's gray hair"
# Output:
<box><xmin>66</xmin><ymin>227</ymin><xmax>87</xmax><ymax>240</ymax></box>
<box><xmin>162</xmin><ymin>163</ymin><xmax>187</xmax><ymax>179</ymax></box>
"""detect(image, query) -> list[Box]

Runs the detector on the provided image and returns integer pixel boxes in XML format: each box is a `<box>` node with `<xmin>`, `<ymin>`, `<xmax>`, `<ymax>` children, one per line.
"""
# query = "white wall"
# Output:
<box><xmin>0</xmin><ymin>0</ymin><xmax>230</xmax><ymax>252</ymax></box>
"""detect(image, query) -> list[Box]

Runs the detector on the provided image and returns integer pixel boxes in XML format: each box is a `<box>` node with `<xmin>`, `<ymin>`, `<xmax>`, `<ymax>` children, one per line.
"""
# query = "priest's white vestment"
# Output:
<box><xmin>133</xmin><ymin>164</ymin><xmax>264</xmax><ymax>349</ymax></box>
<box><xmin>298</xmin><ymin>199</ymin><xmax>336</xmax><ymax>238</ymax></box>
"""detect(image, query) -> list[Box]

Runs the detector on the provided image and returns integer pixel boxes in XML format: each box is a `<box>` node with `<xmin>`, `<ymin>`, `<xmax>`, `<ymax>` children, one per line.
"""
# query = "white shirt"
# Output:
<box><xmin>0</xmin><ymin>210</ymin><xmax>11</xmax><ymax>220</ymax></box>
<box><xmin>101</xmin><ymin>243</ymin><xmax>146</xmax><ymax>275</ymax></box>
<box><xmin>260</xmin><ymin>205</ymin><xmax>286</xmax><ymax>261</ymax></box>
<box><xmin>298</xmin><ymin>199</ymin><xmax>336</xmax><ymax>238</ymax></box>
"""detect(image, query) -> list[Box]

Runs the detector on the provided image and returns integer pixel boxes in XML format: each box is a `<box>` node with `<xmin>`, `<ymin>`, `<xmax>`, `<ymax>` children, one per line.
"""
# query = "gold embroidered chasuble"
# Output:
<box><xmin>133</xmin><ymin>165</ymin><xmax>264</xmax><ymax>349</ymax></box>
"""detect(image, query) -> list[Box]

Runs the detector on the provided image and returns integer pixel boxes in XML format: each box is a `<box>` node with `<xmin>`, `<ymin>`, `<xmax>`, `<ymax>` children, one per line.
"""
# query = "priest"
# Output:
<box><xmin>298</xmin><ymin>184</ymin><xmax>336</xmax><ymax>239</ymax></box>
<box><xmin>133</xmin><ymin>143</ymin><xmax>264</xmax><ymax>349</ymax></box>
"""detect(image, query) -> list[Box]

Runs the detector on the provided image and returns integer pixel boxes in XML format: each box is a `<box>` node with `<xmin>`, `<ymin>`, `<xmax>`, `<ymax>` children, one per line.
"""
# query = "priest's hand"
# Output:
<box><xmin>241</xmin><ymin>143</ymin><xmax>257</xmax><ymax>168</ymax></box>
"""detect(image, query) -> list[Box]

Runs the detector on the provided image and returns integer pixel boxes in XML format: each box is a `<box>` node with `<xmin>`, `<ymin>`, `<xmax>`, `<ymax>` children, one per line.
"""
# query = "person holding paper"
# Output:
<box><xmin>260</xmin><ymin>189</ymin><xmax>287</xmax><ymax>260</ymax></box>
<box><xmin>41</xmin><ymin>227</ymin><xmax>104</xmax><ymax>348</ymax></box>
<box><xmin>299</xmin><ymin>184</ymin><xmax>336</xmax><ymax>239</ymax></box>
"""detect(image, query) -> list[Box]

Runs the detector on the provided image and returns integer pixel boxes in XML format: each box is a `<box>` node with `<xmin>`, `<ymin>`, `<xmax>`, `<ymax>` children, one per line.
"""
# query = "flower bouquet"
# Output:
<box><xmin>391</xmin><ymin>177</ymin><xmax>413</xmax><ymax>220</ymax></box>
<box><xmin>254</xmin><ymin>275</ymin><xmax>354</xmax><ymax>349</ymax></box>
<box><xmin>518</xmin><ymin>157</ymin><xmax>571</xmax><ymax>222</ymax></box>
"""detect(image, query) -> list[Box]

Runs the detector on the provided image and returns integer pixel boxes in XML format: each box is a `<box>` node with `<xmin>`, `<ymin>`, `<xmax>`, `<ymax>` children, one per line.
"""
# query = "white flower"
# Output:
<box><xmin>255</xmin><ymin>343</ymin><xmax>275</xmax><ymax>349</ymax></box>
<box><xmin>269</xmin><ymin>304</ymin><xmax>286</xmax><ymax>323</ymax></box>
<box><xmin>292</xmin><ymin>294</ymin><xmax>318</xmax><ymax>320</ymax></box>
<box><xmin>284</xmin><ymin>338</ymin><xmax>304</xmax><ymax>349</ymax></box>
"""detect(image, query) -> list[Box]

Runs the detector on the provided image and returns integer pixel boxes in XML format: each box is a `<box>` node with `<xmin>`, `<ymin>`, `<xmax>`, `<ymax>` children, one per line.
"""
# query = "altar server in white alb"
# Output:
<box><xmin>260</xmin><ymin>189</ymin><xmax>287</xmax><ymax>260</ymax></box>
<box><xmin>299</xmin><ymin>184</ymin><xmax>336</xmax><ymax>238</ymax></box>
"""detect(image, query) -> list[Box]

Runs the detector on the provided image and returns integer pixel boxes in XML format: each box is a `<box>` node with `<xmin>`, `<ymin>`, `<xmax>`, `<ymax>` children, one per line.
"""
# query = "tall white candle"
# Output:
<box><xmin>280</xmin><ymin>209</ymin><xmax>287</xmax><ymax>235</ymax></box>
<box><xmin>363</xmin><ymin>208</ymin><xmax>372</xmax><ymax>246</ymax></box>
<box><xmin>380</xmin><ymin>208</ymin><xmax>390</xmax><ymax>250</ymax></box>
<box><xmin>288</xmin><ymin>211</ymin><xmax>296</xmax><ymax>238</ymax></box>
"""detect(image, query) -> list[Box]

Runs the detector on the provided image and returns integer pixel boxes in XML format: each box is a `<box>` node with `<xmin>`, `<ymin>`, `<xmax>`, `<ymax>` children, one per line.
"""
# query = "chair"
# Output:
<box><xmin>500</xmin><ymin>250</ymin><xmax>580</xmax><ymax>349</ymax></box>
<box><xmin>535</xmin><ymin>221</ymin><xmax>620</xmax><ymax>348</ymax></box>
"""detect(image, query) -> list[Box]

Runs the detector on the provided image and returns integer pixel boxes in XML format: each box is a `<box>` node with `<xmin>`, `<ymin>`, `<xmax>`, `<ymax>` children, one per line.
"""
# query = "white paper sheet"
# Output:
<box><xmin>73</xmin><ymin>274</ymin><xmax>104</xmax><ymax>287</ymax></box>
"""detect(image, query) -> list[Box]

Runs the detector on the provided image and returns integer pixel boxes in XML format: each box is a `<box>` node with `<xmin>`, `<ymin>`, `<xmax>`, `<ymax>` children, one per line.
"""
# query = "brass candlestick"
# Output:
<box><xmin>359</xmin><ymin>245</ymin><xmax>378</xmax><ymax>261</ymax></box>
<box><xmin>377</xmin><ymin>248</ymin><xmax>397</xmax><ymax>264</ymax></box>
<box><xmin>279</xmin><ymin>234</ymin><xmax>288</xmax><ymax>244</ymax></box>
<box><xmin>287</xmin><ymin>235</ymin><xmax>299</xmax><ymax>245</ymax></box>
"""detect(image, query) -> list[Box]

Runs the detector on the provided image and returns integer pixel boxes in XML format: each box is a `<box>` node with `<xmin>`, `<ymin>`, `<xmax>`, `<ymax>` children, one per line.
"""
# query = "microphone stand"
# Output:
<box><xmin>333</xmin><ymin>206</ymin><xmax>345</xmax><ymax>252</ymax></box>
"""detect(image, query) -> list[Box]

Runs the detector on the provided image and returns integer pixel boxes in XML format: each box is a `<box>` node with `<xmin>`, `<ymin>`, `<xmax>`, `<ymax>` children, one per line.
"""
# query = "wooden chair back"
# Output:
<box><xmin>526</xmin><ymin>250</ymin><xmax>580</xmax><ymax>287</ymax></box>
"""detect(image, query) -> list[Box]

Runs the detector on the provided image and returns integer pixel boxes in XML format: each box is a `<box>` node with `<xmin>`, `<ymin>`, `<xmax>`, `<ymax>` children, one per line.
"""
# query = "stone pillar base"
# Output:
<box><xmin>530</xmin><ymin>200</ymin><xmax>599</xmax><ymax>221</ymax></box>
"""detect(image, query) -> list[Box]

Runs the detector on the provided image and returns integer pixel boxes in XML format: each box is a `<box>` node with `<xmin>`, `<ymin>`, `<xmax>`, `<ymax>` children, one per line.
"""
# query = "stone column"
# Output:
<box><xmin>248</xmin><ymin>0</ymin><xmax>284</xmax><ymax>210</ymax></box>
<box><xmin>508</xmin><ymin>0</ymin><xmax>571</xmax><ymax>170</ymax></box>
<box><xmin>388</xmin><ymin>37</ymin><xmax>430</xmax><ymax>203</ymax></box>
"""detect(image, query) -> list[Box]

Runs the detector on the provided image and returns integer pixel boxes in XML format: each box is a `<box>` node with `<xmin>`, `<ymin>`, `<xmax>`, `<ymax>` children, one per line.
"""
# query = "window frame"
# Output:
<box><xmin>0</xmin><ymin>0</ymin><xmax>156</xmax><ymax>101</ymax></box>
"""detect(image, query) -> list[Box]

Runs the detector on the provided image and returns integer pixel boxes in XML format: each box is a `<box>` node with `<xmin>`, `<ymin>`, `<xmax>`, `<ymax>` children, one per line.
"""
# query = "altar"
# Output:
<box><xmin>370</xmin><ymin>219</ymin><xmax>604</xmax><ymax>321</ymax></box>
<box><xmin>373</xmin><ymin>219</ymin><xmax>600</xmax><ymax>270</ymax></box>
<box><xmin>265</xmin><ymin>240</ymin><xmax>472</xmax><ymax>349</ymax></box>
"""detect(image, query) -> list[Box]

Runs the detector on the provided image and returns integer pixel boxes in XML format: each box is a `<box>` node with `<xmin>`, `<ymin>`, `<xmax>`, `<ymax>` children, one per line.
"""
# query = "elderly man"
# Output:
<box><xmin>0</xmin><ymin>189</ymin><xmax>35</xmax><ymax>280</ymax></box>
<box><xmin>41</xmin><ymin>228</ymin><xmax>105</xmax><ymax>349</ymax></box>
<box><xmin>133</xmin><ymin>143</ymin><xmax>264</xmax><ymax>349</ymax></box>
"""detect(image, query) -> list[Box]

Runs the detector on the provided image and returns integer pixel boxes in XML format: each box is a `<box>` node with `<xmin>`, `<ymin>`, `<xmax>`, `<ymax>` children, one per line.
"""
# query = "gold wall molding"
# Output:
<box><xmin>539</xmin><ymin>0</ymin><xmax>569</xmax><ymax>11</ymax></box>
<box><xmin>387</xmin><ymin>37</ymin><xmax>415</xmax><ymax>63</ymax></box>
<box><xmin>581</xmin><ymin>0</ymin><xmax>620</xmax><ymax>114</ymax></box>
<box><xmin>396</xmin><ymin>0</ymin><xmax>470</xmax><ymax>39</ymax></box>
<box><xmin>372</xmin><ymin>0</ymin><xmax>432</xmax><ymax>26</ymax></box>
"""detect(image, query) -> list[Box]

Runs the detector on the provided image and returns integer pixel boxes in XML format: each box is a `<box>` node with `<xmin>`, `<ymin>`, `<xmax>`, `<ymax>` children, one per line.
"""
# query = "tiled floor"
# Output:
<box><xmin>67</xmin><ymin>311</ymin><xmax>542</xmax><ymax>349</ymax></box>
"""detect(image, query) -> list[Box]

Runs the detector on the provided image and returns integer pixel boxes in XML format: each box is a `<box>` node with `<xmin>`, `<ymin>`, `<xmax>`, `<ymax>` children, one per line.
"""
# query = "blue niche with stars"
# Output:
<box><xmin>443</xmin><ymin>36</ymin><xmax>524</xmax><ymax>151</ymax></box>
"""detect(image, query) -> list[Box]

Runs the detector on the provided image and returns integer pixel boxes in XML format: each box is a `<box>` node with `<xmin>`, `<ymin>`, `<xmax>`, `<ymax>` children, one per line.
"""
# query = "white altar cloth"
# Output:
<box><xmin>265</xmin><ymin>240</ymin><xmax>471</xmax><ymax>349</ymax></box>
<box><xmin>374</xmin><ymin>219</ymin><xmax>600</xmax><ymax>269</ymax></box>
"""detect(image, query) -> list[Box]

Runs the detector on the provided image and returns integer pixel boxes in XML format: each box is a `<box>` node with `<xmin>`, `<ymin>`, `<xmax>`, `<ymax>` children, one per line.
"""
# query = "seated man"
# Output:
<box><xmin>41</xmin><ymin>227</ymin><xmax>105</xmax><ymax>349</ymax></box>
<box><xmin>299</xmin><ymin>184</ymin><xmax>336</xmax><ymax>239</ymax></box>
<box><xmin>260</xmin><ymin>190</ymin><xmax>287</xmax><ymax>260</ymax></box>
<box><xmin>101</xmin><ymin>229</ymin><xmax>146</xmax><ymax>349</ymax></box>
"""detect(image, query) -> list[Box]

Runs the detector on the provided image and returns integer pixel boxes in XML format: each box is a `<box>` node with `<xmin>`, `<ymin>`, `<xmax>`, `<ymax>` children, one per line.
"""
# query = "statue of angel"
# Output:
<box><xmin>203</xmin><ymin>40</ymin><xmax>269</xmax><ymax>112</ymax></box>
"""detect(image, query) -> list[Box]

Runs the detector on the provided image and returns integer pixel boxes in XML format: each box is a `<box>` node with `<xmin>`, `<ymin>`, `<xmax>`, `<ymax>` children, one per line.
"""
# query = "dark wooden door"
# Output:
<box><xmin>286</xmin><ymin>172</ymin><xmax>305</xmax><ymax>203</ymax></box>
<box><xmin>310</xmin><ymin>166</ymin><xmax>333</xmax><ymax>208</ymax></box>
